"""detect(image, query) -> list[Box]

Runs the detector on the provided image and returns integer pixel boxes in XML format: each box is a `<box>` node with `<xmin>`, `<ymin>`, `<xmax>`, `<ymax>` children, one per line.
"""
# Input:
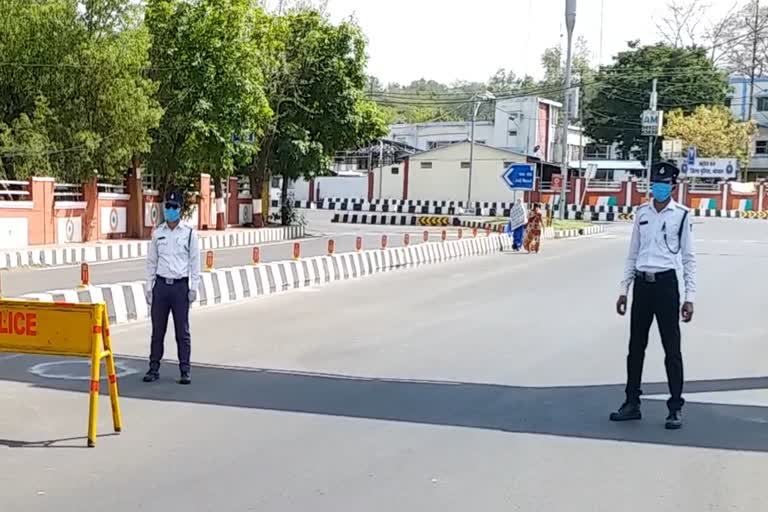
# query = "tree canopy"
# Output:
<box><xmin>0</xmin><ymin>0</ymin><xmax>162</xmax><ymax>183</ymax></box>
<box><xmin>664</xmin><ymin>105</ymin><xmax>755</xmax><ymax>166</ymax></box>
<box><xmin>582</xmin><ymin>43</ymin><xmax>730</xmax><ymax>159</ymax></box>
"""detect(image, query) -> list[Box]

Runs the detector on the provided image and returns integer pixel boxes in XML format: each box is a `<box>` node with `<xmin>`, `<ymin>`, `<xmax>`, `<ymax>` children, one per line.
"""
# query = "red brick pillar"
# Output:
<box><xmin>126</xmin><ymin>164</ymin><xmax>142</xmax><ymax>238</ymax></box>
<box><xmin>27</xmin><ymin>177</ymin><xmax>55</xmax><ymax>245</ymax></box>
<box><xmin>228</xmin><ymin>177</ymin><xmax>239</xmax><ymax>226</ymax></box>
<box><xmin>402</xmin><ymin>158</ymin><xmax>410</xmax><ymax>200</ymax></box>
<box><xmin>367</xmin><ymin>172</ymin><xmax>374</xmax><ymax>202</ymax></box>
<box><xmin>308</xmin><ymin>178</ymin><xmax>316</xmax><ymax>204</ymax></box>
<box><xmin>199</xmin><ymin>174</ymin><xmax>211</xmax><ymax>230</ymax></box>
<box><xmin>82</xmin><ymin>176</ymin><xmax>99</xmax><ymax>241</ymax></box>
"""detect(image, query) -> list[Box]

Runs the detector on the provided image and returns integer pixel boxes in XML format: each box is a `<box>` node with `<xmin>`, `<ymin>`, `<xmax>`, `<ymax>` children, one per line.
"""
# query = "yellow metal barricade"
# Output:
<box><xmin>0</xmin><ymin>300</ymin><xmax>123</xmax><ymax>447</ymax></box>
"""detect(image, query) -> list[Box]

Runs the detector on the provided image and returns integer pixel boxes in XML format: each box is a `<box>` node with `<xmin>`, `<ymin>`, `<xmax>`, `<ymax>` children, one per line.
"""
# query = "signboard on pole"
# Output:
<box><xmin>679</xmin><ymin>158</ymin><xmax>738</xmax><ymax>179</ymax></box>
<box><xmin>551</xmin><ymin>174</ymin><xmax>564</xmax><ymax>193</ymax></box>
<box><xmin>662</xmin><ymin>139</ymin><xmax>683</xmax><ymax>158</ymax></box>
<box><xmin>687</xmin><ymin>146</ymin><xmax>697</xmax><ymax>165</ymax></box>
<box><xmin>502</xmin><ymin>163</ymin><xmax>535</xmax><ymax>191</ymax></box>
<box><xmin>641</xmin><ymin>110</ymin><xmax>664</xmax><ymax>137</ymax></box>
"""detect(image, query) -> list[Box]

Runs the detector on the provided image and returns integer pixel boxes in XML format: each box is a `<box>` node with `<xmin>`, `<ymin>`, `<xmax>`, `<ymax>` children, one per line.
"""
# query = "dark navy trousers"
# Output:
<box><xmin>149</xmin><ymin>278</ymin><xmax>191</xmax><ymax>374</ymax></box>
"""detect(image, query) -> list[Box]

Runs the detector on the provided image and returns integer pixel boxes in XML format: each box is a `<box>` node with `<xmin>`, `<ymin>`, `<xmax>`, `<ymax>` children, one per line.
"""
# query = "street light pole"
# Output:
<box><xmin>558</xmin><ymin>0</ymin><xmax>576</xmax><ymax>219</ymax></box>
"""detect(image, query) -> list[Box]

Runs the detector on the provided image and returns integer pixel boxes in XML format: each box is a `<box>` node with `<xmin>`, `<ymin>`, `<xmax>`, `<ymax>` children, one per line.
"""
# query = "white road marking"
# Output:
<box><xmin>28</xmin><ymin>360</ymin><xmax>140</xmax><ymax>380</ymax></box>
<box><xmin>0</xmin><ymin>354</ymin><xmax>23</xmax><ymax>362</ymax></box>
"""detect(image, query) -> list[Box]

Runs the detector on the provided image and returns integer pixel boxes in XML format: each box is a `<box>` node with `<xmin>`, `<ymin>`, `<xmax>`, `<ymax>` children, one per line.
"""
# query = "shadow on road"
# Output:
<box><xmin>2</xmin><ymin>355</ymin><xmax>767</xmax><ymax>452</ymax></box>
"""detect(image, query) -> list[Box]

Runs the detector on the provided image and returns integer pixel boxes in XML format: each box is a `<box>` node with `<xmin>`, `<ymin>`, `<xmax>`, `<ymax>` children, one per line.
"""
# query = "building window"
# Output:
<box><xmin>476</xmin><ymin>140</ymin><xmax>486</xmax><ymax>145</ymax></box>
<box><xmin>757</xmin><ymin>97</ymin><xmax>768</xmax><ymax>112</ymax></box>
<box><xmin>420</xmin><ymin>161</ymin><xmax>432</xmax><ymax>169</ymax></box>
<box><xmin>756</xmin><ymin>140</ymin><xmax>768</xmax><ymax>155</ymax></box>
<box><xmin>508</xmin><ymin>130</ymin><xmax>518</xmax><ymax>137</ymax></box>
<box><xmin>391</xmin><ymin>166</ymin><xmax>400</xmax><ymax>175</ymax></box>
<box><xmin>460</xmin><ymin>161</ymin><xmax>471</xmax><ymax>169</ymax></box>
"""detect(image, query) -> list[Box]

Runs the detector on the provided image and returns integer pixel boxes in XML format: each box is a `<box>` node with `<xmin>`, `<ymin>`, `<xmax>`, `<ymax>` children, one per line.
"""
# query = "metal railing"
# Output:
<box><xmin>54</xmin><ymin>183</ymin><xmax>84</xmax><ymax>201</ymax></box>
<box><xmin>98</xmin><ymin>182</ymin><xmax>126</xmax><ymax>195</ymax></box>
<box><xmin>0</xmin><ymin>180</ymin><xmax>31</xmax><ymax>200</ymax></box>
<box><xmin>585</xmin><ymin>179</ymin><xmax>622</xmax><ymax>191</ymax></box>
<box><xmin>540</xmin><ymin>181</ymin><xmax>572</xmax><ymax>192</ymax></box>
<box><xmin>688</xmin><ymin>182</ymin><xmax>721</xmax><ymax>193</ymax></box>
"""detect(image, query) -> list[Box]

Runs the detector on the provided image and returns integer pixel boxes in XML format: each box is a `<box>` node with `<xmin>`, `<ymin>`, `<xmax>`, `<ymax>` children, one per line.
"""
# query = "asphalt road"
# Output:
<box><xmin>2</xmin><ymin>218</ymin><xmax>768</xmax><ymax>511</ymax></box>
<box><xmin>1</xmin><ymin>210</ymin><xmax>466</xmax><ymax>297</ymax></box>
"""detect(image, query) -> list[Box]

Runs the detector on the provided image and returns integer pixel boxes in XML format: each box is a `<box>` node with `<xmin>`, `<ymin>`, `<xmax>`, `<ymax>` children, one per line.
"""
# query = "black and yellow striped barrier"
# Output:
<box><xmin>618</xmin><ymin>213</ymin><xmax>635</xmax><ymax>221</ymax></box>
<box><xmin>741</xmin><ymin>211</ymin><xmax>768</xmax><ymax>219</ymax></box>
<box><xmin>417</xmin><ymin>216</ymin><xmax>450</xmax><ymax>227</ymax></box>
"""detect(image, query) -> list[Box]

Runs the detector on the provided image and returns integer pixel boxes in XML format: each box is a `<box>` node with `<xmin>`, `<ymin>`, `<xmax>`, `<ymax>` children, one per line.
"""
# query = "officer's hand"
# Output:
<box><xmin>145</xmin><ymin>289</ymin><xmax>152</xmax><ymax>306</ymax></box>
<box><xmin>616</xmin><ymin>295</ymin><xmax>628</xmax><ymax>316</ymax></box>
<box><xmin>681</xmin><ymin>302</ymin><xmax>694</xmax><ymax>323</ymax></box>
<box><xmin>188</xmin><ymin>289</ymin><xmax>198</xmax><ymax>303</ymax></box>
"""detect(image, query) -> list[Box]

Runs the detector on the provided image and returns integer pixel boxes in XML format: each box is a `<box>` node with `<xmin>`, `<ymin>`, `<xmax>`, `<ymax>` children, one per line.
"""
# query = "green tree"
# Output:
<box><xmin>664</xmin><ymin>105</ymin><xmax>756</xmax><ymax>166</ymax></box>
<box><xmin>251</xmin><ymin>10</ymin><xmax>386</xmax><ymax>225</ymax></box>
<box><xmin>583</xmin><ymin>43</ymin><xmax>729</xmax><ymax>159</ymax></box>
<box><xmin>145</xmin><ymin>0</ymin><xmax>272</xmax><ymax>208</ymax></box>
<box><xmin>0</xmin><ymin>0</ymin><xmax>161</xmax><ymax>183</ymax></box>
<box><xmin>538</xmin><ymin>36</ymin><xmax>595</xmax><ymax>104</ymax></box>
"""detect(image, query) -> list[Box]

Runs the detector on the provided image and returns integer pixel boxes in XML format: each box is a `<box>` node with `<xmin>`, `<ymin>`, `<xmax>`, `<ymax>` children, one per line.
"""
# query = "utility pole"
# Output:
<box><xmin>558</xmin><ymin>0</ymin><xmax>576</xmax><ymax>219</ymax></box>
<box><xmin>467</xmin><ymin>91</ymin><xmax>495</xmax><ymax>209</ymax></box>
<box><xmin>646</xmin><ymin>78</ymin><xmax>658</xmax><ymax>200</ymax></box>
<box><xmin>746</xmin><ymin>0</ymin><xmax>761</xmax><ymax>181</ymax></box>
<box><xmin>378</xmin><ymin>139</ymin><xmax>384</xmax><ymax>200</ymax></box>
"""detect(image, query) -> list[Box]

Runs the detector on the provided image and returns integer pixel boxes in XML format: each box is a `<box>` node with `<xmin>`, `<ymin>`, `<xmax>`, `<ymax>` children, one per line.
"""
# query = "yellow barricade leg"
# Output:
<box><xmin>87</xmin><ymin>324</ymin><xmax>102</xmax><ymax>448</ymax></box>
<box><xmin>102</xmin><ymin>310</ymin><xmax>122</xmax><ymax>433</ymax></box>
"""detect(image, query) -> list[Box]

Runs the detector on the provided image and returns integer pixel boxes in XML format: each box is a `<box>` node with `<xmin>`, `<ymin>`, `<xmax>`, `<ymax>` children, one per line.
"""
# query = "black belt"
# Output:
<box><xmin>635</xmin><ymin>269</ymin><xmax>675</xmax><ymax>283</ymax></box>
<box><xmin>157</xmin><ymin>276</ymin><xmax>188</xmax><ymax>285</ymax></box>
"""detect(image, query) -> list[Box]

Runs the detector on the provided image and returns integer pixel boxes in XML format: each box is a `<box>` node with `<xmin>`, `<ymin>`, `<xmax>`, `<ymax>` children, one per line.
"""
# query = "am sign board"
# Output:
<box><xmin>678</xmin><ymin>158</ymin><xmax>737</xmax><ymax>179</ymax></box>
<box><xmin>502</xmin><ymin>163</ymin><xmax>535</xmax><ymax>191</ymax></box>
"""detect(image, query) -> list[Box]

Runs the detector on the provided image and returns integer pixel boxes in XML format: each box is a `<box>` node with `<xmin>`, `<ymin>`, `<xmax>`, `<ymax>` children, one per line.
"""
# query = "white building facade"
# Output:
<box><xmin>728</xmin><ymin>75</ymin><xmax>768</xmax><ymax>178</ymax></box>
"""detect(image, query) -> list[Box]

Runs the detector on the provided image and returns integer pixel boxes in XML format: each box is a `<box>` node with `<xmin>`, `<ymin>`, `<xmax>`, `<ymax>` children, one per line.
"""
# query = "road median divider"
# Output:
<box><xmin>0</xmin><ymin>225</ymin><xmax>304</xmax><ymax>270</ymax></box>
<box><xmin>0</xmin><ymin>299</ymin><xmax>122</xmax><ymax>447</ymax></box>
<box><xmin>18</xmin><ymin>235</ymin><xmax>515</xmax><ymax>327</ymax></box>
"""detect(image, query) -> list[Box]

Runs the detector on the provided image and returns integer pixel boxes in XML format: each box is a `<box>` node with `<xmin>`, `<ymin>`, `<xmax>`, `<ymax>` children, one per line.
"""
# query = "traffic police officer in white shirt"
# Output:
<box><xmin>143</xmin><ymin>189</ymin><xmax>201</xmax><ymax>385</ymax></box>
<box><xmin>611</xmin><ymin>161</ymin><xmax>696</xmax><ymax>430</ymax></box>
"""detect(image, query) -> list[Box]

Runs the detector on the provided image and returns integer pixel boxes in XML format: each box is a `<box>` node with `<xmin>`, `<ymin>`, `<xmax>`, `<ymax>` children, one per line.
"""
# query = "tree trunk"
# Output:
<box><xmin>280</xmin><ymin>175</ymin><xmax>290</xmax><ymax>226</ymax></box>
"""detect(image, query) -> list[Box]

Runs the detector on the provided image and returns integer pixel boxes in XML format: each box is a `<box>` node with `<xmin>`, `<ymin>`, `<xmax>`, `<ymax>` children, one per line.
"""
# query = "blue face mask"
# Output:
<box><xmin>164</xmin><ymin>207</ymin><xmax>181</xmax><ymax>223</ymax></box>
<box><xmin>651</xmin><ymin>182</ymin><xmax>672</xmax><ymax>202</ymax></box>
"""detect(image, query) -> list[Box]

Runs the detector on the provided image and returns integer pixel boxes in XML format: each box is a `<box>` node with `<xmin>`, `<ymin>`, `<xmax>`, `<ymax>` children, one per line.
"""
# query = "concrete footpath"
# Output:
<box><xmin>0</xmin><ymin>219</ymin><xmax>767</xmax><ymax>511</ymax></box>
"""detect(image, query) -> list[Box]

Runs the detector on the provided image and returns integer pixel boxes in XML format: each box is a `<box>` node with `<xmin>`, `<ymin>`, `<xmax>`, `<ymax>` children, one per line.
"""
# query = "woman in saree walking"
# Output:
<box><xmin>523</xmin><ymin>204</ymin><xmax>544</xmax><ymax>253</ymax></box>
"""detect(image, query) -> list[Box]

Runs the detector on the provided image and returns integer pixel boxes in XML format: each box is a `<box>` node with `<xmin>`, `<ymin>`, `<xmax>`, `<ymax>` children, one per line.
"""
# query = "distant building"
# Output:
<box><xmin>387</xmin><ymin>96</ymin><xmax>586</xmax><ymax>165</ymax></box>
<box><xmin>728</xmin><ymin>75</ymin><xmax>768</xmax><ymax>179</ymax></box>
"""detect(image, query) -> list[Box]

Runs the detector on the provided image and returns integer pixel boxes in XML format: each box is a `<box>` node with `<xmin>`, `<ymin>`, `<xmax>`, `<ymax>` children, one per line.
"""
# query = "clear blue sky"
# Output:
<box><xmin>319</xmin><ymin>0</ymin><xmax>735</xmax><ymax>85</ymax></box>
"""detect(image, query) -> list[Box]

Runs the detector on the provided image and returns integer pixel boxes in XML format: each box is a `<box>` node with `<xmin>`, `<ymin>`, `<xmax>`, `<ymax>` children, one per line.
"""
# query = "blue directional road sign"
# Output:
<box><xmin>502</xmin><ymin>163</ymin><xmax>536</xmax><ymax>191</ymax></box>
<box><xmin>687</xmin><ymin>146</ymin><xmax>697</xmax><ymax>165</ymax></box>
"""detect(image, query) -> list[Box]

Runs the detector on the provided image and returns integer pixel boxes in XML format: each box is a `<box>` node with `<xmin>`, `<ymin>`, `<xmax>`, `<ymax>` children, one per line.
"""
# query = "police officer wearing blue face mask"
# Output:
<box><xmin>143</xmin><ymin>190</ymin><xmax>201</xmax><ymax>385</ymax></box>
<box><xmin>611</xmin><ymin>162</ymin><xmax>696</xmax><ymax>430</ymax></box>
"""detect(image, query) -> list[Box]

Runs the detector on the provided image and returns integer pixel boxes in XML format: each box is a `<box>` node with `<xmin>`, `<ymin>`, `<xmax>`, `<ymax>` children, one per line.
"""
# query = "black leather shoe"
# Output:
<box><xmin>143</xmin><ymin>371</ymin><xmax>159</xmax><ymax>383</ymax></box>
<box><xmin>179</xmin><ymin>372</ymin><xmax>191</xmax><ymax>385</ymax></box>
<box><xmin>609</xmin><ymin>402</ymin><xmax>642</xmax><ymax>422</ymax></box>
<box><xmin>665</xmin><ymin>410</ymin><xmax>682</xmax><ymax>430</ymax></box>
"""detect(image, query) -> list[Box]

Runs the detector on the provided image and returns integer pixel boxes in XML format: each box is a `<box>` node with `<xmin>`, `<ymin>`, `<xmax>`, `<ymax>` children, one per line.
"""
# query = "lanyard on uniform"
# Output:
<box><xmin>661</xmin><ymin>210</ymin><xmax>688</xmax><ymax>255</ymax></box>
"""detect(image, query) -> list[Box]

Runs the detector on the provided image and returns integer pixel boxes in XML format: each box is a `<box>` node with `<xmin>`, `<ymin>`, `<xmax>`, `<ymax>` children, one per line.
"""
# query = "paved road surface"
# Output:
<box><xmin>1</xmin><ymin>210</ymin><xmax>466</xmax><ymax>296</ymax></box>
<box><xmin>2</xmin><ymin>218</ymin><xmax>768</xmax><ymax>511</ymax></box>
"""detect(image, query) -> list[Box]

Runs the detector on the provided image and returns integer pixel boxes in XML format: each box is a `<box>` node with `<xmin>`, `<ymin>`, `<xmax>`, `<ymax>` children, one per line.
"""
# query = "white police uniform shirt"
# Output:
<box><xmin>146</xmin><ymin>222</ymin><xmax>201</xmax><ymax>291</ymax></box>
<box><xmin>621</xmin><ymin>199</ymin><xmax>697</xmax><ymax>303</ymax></box>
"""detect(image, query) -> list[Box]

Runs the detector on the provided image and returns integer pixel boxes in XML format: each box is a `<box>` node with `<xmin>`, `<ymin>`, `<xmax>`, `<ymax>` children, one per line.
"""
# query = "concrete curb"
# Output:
<box><xmin>458</xmin><ymin>220</ymin><xmax>605</xmax><ymax>240</ymax></box>
<box><xmin>0</xmin><ymin>225</ymin><xmax>304</xmax><ymax>270</ymax></box>
<box><xmin>21</xmin><ymin>235</ymin><xmax>514</xmax><ymax>326</ymax></box>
